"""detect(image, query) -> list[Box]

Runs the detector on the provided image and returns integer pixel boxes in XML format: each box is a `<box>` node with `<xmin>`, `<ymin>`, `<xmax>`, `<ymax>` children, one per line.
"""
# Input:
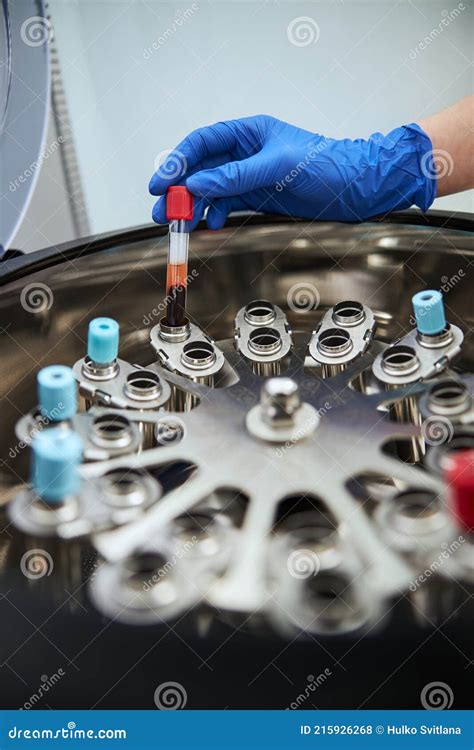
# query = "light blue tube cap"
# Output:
<box><xmin>412</xmin><ymin>289</ymin><xmax>446</xmax><ymax>336</ymax></box>
<box><xmin>37</xmin><ymin>365</ymin><xmax>77</xmax><ymax>421</ymax></box>
<box><xmin>87</xmin><ymin>317</ymin><xmax>119</xmax><ymax>365</ymax></box>
<box><xmin>31</xmin><ymin>427</ymin><xmax>83</xmax><ymax>503</ymax></box>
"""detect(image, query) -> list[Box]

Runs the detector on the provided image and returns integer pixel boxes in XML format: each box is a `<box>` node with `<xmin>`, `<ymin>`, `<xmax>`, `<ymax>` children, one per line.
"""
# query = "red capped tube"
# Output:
<box><xmin>165</xmin><ymin>187</ymin><xmax>194</xmax><ymax>327</ymax></box>
<box><xmin>445</xmin><ymin>450</ymin><xmax>474</xmax><ymax>531</ymax></box>
<box><xmin>166</xmin><ymin>186</ymin><xmax>194</xmax><ymax>221</ymax></box>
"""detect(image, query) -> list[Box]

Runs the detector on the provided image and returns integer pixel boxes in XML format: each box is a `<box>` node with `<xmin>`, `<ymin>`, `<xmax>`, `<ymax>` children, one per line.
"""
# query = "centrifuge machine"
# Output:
<box><xmin>0</xmin><ymin>0</ymin><xmax>472</xmax><ymax>712</ymax></box>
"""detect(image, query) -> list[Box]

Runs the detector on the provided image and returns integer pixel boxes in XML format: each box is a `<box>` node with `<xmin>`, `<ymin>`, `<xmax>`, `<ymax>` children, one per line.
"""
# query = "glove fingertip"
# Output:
<box><xmin>151</xmin><ymin>197</ymin><xmax>167</xmax><ymax>224</ymax></box>
<box><xmin>149</xmin><ymin>170</ymin><xmax>173</xmax><ymax>196</ymax></box>
<box><xmin>187</xmin><ymin>198</ymin><xmax>206</xmax><ymax>231</ymax></box>
<box><xmin>207</xmin><ymin>205</ymin><xmax>228</xmax><ymax>230</ymax></box>
<box><xmin>149</xmin><ymin>175</ymin><xmax>160</xmax><ymax>195</ymax></box>
<box><xmin>186</xmin><ymin>173</ymin><xmax>208</xmax><ymax>196</ymax></box>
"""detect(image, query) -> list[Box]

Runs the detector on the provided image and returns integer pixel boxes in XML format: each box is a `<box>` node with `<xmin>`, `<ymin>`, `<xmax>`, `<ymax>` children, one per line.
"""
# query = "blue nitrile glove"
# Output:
<box><xmin>149</xmin><ymin>115</ymin><xmax>436</xmax><ymax>229</ymax></box>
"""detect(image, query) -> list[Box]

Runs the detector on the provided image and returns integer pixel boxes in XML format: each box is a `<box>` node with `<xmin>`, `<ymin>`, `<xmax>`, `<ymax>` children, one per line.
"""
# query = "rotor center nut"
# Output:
<box><xmin>246</xmin><ymin>377</ymin><xmax>319</xmax><ymax>444</ymax></box>
<box><xmin>261</xmin><ymin>378</ymin><xmax>301</xmax><ymax>427</ymax></box>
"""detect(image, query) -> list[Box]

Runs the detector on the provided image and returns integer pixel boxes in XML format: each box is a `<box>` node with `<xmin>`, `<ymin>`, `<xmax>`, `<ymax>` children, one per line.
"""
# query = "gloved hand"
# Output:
<box><xmin>149</xmin><ymin>115</ymin><xmax>436</xmax><ymax>229</ymax></box>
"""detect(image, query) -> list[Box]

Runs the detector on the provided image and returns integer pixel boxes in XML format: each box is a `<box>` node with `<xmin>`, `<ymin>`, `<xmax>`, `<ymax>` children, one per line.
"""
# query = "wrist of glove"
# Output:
<box><xmin>343</xmin><ymin>123</ymin><xmax>436</xmax><ymax>220</ymax></box>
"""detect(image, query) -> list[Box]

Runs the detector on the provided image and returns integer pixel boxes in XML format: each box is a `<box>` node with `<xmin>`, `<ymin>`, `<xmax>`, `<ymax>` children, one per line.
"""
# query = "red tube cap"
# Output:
<box><xmin>445</xmin><ymin>450</ymin><xmax>474</xmax><ymax>531</ymax></box>
<box><xmin>166</xmin><ymin>186</ymin><xmax>194</xmax><ymax>221</ymax></box>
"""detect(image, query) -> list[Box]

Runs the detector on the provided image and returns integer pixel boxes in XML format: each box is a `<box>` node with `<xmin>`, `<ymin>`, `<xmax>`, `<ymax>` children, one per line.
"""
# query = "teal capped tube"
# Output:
<box><xmin>87</xmin><ymin>317</ymin><xmax>120</xmax><ymax>365</ymax></box>
<box><xmin>37</xmin><ymin>365</ymin><xmax>77</xmax><ymax>421</ymax></box>
<box><xmin>31</xmin><ymin>428</ymin><xmax>83</xmax><ymax>503</ymax></box>
<box><xmin>412</xmin><ymin>290</ymin><xmax>446</xmax><ymax>336</ymax></box>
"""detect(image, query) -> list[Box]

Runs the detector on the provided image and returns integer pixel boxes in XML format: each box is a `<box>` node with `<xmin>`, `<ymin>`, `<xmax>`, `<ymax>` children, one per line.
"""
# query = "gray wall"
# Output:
<box><xmin>12</xmin><ymin>114</ymin><xmax>77</xmax><ymax>252</ymax></box>
<box><xmin>14</xmin><ymin>0</ymin><xmax>474</xmax><ymax>251</ymax></box>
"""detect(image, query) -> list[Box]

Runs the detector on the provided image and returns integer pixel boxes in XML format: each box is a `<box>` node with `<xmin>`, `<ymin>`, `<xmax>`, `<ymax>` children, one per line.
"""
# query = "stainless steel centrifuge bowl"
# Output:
<box><xmin>0</xmin><ymin>213</ymin><xmax>473</xmax><ymax>635</ymax></box>
<box><xmin>1</xmin><ymin>214</ymin><xmax>472</xmax><ymax>438</ymax></box>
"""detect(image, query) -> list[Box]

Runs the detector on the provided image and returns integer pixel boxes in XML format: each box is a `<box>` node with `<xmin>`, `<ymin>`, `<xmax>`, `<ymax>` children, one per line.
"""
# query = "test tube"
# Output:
<box><xmin>9</xmin><ymin>428</ymin><xmax>84</xmax><ymax>603</ymax></box>
<box><xmin>165</xmin><ymin>186</ymin><xmax>194</xmax><ymax>327</ymax></box>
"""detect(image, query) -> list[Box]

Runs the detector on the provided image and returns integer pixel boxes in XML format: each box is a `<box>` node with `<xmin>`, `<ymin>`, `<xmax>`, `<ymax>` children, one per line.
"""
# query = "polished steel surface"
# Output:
<box><xmin>1</xmin><ymin>220</ymin><xmax>472</xmax><ymax>430</ymax></box>
<box><xmin>1</xmin><ymin>218</ymin><xmax>473</xmax><ymax>634</ymax></box>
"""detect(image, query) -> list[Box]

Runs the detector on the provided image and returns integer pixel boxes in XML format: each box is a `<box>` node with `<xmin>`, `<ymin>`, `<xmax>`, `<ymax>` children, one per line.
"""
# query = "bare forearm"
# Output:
<box><xmin>417</xmin><ymin>95</ymin><xmax>474</xmax><ymax>197</ymax></box>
